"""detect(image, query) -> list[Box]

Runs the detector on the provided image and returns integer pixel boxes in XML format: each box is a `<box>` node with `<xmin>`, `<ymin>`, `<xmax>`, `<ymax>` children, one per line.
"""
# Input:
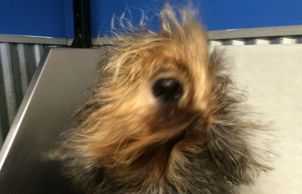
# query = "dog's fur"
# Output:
<box><xmin>53</xmin><ymin>5</ymin><xmax>271</xmax><ymax>194</ymax></box>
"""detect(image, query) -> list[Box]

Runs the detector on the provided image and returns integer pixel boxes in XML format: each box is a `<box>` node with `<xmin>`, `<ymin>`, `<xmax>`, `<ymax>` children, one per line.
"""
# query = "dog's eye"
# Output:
<box><xmin>152</xmin><ymin>78</ymin><xmax>183</xmax><ymax>103</ymax></box>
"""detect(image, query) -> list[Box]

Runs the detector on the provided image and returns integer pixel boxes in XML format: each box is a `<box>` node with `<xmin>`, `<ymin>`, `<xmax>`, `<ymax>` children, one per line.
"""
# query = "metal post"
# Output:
<box><xmin>71</xmin><ymin>0</ymin><xmax>92</xmax><ymax>48</ymax></box>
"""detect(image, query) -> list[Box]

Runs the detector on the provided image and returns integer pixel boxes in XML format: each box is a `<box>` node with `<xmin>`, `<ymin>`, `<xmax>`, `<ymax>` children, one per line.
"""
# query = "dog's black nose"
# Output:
<box><xmin>152</xmin><ymin>78</ymin><xmax>183</xmax><ymax>103</ymax></box>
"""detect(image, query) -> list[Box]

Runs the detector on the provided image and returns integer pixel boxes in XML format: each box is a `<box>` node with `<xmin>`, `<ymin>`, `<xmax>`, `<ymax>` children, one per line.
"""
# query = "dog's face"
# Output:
<box><xmin>57</xmin><ymin>5</ymin><xmax>271</xmax><ymax>194</ymax></box>
<box><xmin>78</xmin><ymin>7</ymin><xmax>212</xmax><ymax>178</ymax></box>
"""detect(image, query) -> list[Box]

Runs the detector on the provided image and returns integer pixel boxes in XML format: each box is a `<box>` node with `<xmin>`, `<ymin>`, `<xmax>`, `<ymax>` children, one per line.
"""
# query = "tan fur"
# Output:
<box><xmin>53</xmin><ymin>4</ymin><xmax>271</xmax><ymax>194</ymax></box>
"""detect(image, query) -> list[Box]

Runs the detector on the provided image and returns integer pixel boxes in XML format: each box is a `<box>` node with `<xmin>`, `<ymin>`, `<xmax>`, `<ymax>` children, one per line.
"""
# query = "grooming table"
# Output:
<box><xmin>0</xmin><ymin>48</ymin><xmax>101</xmax><ymax>194</ymax></box>
<box><xmin>0</xmin><ymin>46</ymin><xmax>301</xmax><ymax>194</ymax></box>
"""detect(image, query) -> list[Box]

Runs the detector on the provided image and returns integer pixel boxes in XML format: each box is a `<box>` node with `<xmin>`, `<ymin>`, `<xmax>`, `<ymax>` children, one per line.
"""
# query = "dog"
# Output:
<box><xmin>52</xmin><ymin>5</ymin><xmax>271</xmax><ymax>194</ymax></box>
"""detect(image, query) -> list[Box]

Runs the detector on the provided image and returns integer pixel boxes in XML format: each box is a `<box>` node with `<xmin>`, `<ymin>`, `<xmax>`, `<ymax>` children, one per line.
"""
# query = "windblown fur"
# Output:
<box><xmin>53</xmin><ymin>5</ymin><xmax>271</xmax><ymax>194</ymax></box>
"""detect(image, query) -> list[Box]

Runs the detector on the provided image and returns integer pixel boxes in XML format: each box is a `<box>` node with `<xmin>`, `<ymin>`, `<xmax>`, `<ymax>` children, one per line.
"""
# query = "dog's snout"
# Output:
<box><xmin>152</xmin><ymin>78</ymin><xmax>183</xmax><ymax>103</ymax></box>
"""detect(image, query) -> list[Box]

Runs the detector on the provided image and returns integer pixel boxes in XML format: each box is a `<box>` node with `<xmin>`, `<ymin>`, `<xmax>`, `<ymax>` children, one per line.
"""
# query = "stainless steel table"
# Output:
<box><xmin>0</xmin><ymin>48</ymin><xmax>101</xmax><ymax>194</ymax></box>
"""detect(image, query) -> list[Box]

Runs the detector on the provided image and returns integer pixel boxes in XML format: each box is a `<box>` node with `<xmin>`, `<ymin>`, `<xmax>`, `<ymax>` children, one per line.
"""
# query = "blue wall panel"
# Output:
<box><xmin>92</xmin><ymin>0</ymin><xmax>302</xmax><ymax>36</ymax></box>
<box><xmin>90</xmin><ymin>0</ymin><xmax>163</xmax><ymax>37</ymax></box>
<box><xmin>200</xmin><ymin>0</ymin><xmax>302</xmax><ymax>30</ymax></box>
<box><xmin>0</xmin><ymin>0</ymin><xmax>302</xmax><ymax>38</ymax></box>
<box><xmin>0</xmin><ymin>0</ymin><xmax>73</xmax><ymax>38</ymax></box>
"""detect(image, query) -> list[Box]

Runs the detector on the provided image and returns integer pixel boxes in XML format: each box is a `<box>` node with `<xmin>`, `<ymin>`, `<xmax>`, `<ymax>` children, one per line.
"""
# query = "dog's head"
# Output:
<box><xmin>58</xmin><ymin>5</ymin><xmax>271</xmax><ymax>194</ymax></box>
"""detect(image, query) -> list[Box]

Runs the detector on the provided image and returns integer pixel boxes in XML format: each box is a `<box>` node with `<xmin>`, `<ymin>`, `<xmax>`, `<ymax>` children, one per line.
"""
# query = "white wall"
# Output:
<box><xmin>222</xmin><ymin>45</ymin><xmax>302</xmax><ymax>194</ymax></box>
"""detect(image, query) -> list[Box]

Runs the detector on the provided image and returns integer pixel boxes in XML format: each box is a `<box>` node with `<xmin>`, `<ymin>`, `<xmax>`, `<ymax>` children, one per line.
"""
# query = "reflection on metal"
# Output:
<box><xmin>0</xmin><ymin>44</ymin><xmax>16</xmax><ymax>137</ymax></box>
<box><xmin>209</xmin><ymin>36</ymin><xmax>302</xmax><ymax>46</ymax></box>
<box><xmin>0</xmin><ymin>43</ymin><xmax>49</xmax><ymax>144</ymax></box>
<box><xmin>0</xmin><ymin>48</ymin><xmax>100</xmax><ymax>194</ymax></box>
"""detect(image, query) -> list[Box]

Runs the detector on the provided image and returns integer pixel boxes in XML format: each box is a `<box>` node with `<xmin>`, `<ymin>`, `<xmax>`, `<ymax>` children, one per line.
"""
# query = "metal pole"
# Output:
<box><xmin>71</xmin><ymin>0</ymin><xmax>92</xmax><ymax>48</ymax></box>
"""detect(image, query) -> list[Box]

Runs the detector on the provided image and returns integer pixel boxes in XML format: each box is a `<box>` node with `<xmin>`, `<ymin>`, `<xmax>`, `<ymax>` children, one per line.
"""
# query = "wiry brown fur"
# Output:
<box><xmin>53</xmin><ymin>5</ymin><xmax>271</xmax><ymax>194</ymax></box>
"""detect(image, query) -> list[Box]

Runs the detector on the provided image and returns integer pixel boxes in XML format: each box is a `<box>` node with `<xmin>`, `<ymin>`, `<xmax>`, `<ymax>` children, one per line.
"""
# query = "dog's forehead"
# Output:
<box><xmin>147</xmin><ymin>34</ymin><xmax>207</xmax><ymax>63</ymax></box>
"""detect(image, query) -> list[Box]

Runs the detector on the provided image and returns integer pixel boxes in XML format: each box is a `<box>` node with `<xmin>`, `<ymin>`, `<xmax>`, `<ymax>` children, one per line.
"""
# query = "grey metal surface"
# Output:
<box><xmin>0</xmin><ymin>43</ymin><xmax>49</xmax><ymax>144</ymax></box>
<box><xmin>0</xmin><ymin>34</ymin><xmax>68</xmax><ymax>45</ymax></box>
<box><xmin>0</xmin><ymin>43</ymin><xmax>16</xmax><ymax>142</ymax></box>
<box><xmin>227</xmin><ymin>45</ymin><xmax>302</xmax><ymax>194</ymax></box>
<box><xmin>208</xmin><ymin>25</ymin><xmax>302</xmax><ymax>40</ymax></box>
<box><xmin>0</xmin><ymin>48</ymin><xmax>100</xmax><ymax>194</ymax></box>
